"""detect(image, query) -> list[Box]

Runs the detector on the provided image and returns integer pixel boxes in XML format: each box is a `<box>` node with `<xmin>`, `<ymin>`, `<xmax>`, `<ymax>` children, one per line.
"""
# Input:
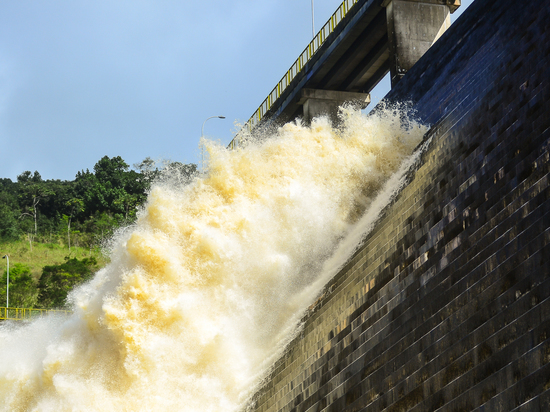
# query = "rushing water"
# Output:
<box><xmin>0</xmin><ymin>106</ymin><xmax>427</xmax><ymax>411</ymax></box>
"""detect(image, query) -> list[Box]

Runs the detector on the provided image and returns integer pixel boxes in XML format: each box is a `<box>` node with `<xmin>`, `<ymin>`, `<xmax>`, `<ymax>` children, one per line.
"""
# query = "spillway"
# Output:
<box><xmin>0</xmin><ymin>107</ymin><xmax>427</xmax><ymax>411</ymax></box>
<box><xmin>247</xmin><ymin>0</ymin><xmax>550</xmax><ymax>410</ymax></box>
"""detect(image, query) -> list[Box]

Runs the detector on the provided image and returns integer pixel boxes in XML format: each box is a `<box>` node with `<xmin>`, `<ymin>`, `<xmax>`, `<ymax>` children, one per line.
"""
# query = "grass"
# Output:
<box><xmin>0</xmin><ymin>239</ymin><xmax>110</xmax><ymax>280</ymax></box>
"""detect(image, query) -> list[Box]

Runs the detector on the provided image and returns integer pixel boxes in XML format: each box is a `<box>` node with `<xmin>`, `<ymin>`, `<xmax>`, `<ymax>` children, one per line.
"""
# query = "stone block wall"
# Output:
<box><xmin>248</xmin><ymin>0</ymin><xmax>550</xmax><ymax>411</ymax></box>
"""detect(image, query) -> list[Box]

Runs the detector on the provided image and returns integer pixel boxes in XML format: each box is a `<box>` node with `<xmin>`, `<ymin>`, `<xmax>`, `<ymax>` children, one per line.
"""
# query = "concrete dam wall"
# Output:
<box><xmin>249</xmin><ymin>0</ymin><xmax>550</xmax><ymax>411</ymax></box>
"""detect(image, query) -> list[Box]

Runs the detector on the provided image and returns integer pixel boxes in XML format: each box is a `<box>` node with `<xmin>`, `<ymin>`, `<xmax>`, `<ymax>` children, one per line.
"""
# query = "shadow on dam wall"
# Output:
<box><xmin>249</xmin><ymin>0</ymin><xmax>550</xmax><ymax>411</ymax></box>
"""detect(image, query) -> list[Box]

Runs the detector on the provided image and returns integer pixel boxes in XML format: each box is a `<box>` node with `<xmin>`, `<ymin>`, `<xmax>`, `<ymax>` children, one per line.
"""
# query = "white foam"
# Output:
<box><xmin>0</xmin><ymin>106</ymin><xmax>427</xmax><ymax>411</ymax></box>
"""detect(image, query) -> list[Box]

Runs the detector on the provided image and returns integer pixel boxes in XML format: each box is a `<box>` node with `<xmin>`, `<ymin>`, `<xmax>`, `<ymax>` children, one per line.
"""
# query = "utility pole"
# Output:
<box><xmin>311</xmin><ymin>0</ymin><xmax>315</xmax><ymax>37</ymax></box>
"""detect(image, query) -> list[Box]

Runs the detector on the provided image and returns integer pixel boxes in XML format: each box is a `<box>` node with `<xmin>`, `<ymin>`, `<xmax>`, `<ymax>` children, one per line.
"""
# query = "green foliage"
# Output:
<box><xmin>37</xmin><ymin>257</ymin><xmax>98</xmax><ymax>308</ymax></box>
<box><xmin>0</xmin><ymin>178</ymin><xmax>21</xmax><ymax>240</ymax></box>
<box><xmin>16</xmin><ymin>170</ymin><xmax>42</xmax><ymax>185</ymax></box>
<box><xmin>163</xmin><ymin>161</ymin><xmax>198</xmax><ymax>183</ymax></box>
<box><xmin>0</xmin><ymin>204</ymin><xmax>20</xmax><ymax>240</ymax></box>
<box><xmin>0</xmin><ymin>240</ymin><xmax>109</xmax><ymax>284</ymax></box>
<box><xmin>18</xmin><ymin>171</ymin><xmax>55</xmax><ymax>235</ymax></box>
<box><xmin>74</xmin><ymin>155</ymin><xmax>148</xmax><ymax>219</ymax></box>
<box><xmin>0</xmin><ymin>155</ymin><xmax>192</xmax><ymax>244</ymax></box>
<box><xmin>0</xmin><ymin>154</ymin><xmax>197</xmax><ymax>308</ymax></box>
<box><xmin>0</xmin><ymin>263</ymin><xmax>38</xmax><ymax>308</ymax></box>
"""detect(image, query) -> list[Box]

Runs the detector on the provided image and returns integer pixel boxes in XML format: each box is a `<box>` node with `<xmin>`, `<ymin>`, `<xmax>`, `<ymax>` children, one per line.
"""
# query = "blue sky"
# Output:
<box><xmin>0</xmin><ymin>0</ymin><xmax>473</xmax><ymax>181</ymax></box>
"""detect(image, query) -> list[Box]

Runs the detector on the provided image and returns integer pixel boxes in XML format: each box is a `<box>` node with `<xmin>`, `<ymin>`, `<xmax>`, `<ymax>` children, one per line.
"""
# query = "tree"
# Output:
<box><xmin>17</xmin><ymin>171</ymin><xmax>54</xmax><ymax>241</ymax></box>
<box><xmin>37</xmin><ymin>257</ymin><xmax>98</xmax><ymax>308</ymax></box>
<box><xmin>162</xmin><ymin>160</ymin><xmax>198</xmax><ymax>183</ymax></box>
<box><xmin>113</xmin><ymin>192</ymin><xmax>139</xmax><ymax>220</ymax></box>
<box><xmin>83</xmin><ymin>212</ymin><xmax>118</xmax><ymax>244</ymax></box>
<box><xmin>0</xmin><ymin>204</ymin><xmax>20</xmax><ymax>240</ymax></box>
<box><xmin>64</xmin><ymin>198</ymin><xmax>85</xmax><ymax>250</ymax></box>
<box><xmin>0</xmin><ymin>263</ymin><xmax>38</xmax><ymax>308</ymax></box>
<box><xmin>75</xmin><ymin>156</ymin><xmax>147</xmax><ymax>219</ymax></box>
<box><xmin>134</xmin><ymin>156</ymin><xmax>160</xmax><ymax>190</ymax></box>
<box><xmin>0</xmin><ymin>179</ymin><xmax>21</xmax><ymax>240</ymax></box>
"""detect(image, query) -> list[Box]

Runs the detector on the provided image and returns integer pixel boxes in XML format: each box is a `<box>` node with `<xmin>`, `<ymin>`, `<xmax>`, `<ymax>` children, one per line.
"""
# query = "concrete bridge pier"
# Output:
<box><xmin>298</xmin><ymin>88</ymin><xmax>371</xmax><ymax>126</ymax></box>
<box><xmin>383</xmin><ymin>0</ymin><xmax>460</xmax><ymax>86</ymax></box>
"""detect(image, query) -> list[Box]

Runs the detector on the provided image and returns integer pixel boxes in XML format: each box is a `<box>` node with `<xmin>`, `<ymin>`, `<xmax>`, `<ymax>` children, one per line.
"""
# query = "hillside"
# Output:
<box><xmin>0</xmin><ymin>155</ymin><xmax>197</xmax><ymax>309</ymax></box>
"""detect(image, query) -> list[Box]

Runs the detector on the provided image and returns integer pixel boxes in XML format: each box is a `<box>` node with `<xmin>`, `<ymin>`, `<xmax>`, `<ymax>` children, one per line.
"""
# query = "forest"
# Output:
<box><xmin>0</xmin><ymin>155</ymin><xmax>197</xmax><ymax>309</ymax></box>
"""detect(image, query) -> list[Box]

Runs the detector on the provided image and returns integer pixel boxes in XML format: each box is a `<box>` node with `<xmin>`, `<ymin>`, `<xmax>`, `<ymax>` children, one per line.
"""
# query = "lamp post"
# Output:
<box><xmin>2</xmin><ymin>255</ymin><xmax>8</xmax><ymax>308</ymax></box>
<box><xmin>311</xmin><ymin>0</ymin><xmax>315</xmax><ymax>38</ymax></box>
<box><xmin>201</xmin><ymin>115</ymin><xmax>226</xmax><ymax>172</ymax></box>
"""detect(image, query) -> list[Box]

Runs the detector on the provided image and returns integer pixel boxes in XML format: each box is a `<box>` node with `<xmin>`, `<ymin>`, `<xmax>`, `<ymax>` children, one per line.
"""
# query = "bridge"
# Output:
<box><xmin>229</xmin><ymin>0</ymin><xmax>460</xmax><ymax>148</ymax></box>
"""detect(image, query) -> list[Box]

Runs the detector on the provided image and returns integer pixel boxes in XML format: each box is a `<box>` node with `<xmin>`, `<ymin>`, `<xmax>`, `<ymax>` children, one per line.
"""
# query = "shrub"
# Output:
<box><xmin>37</xmin><ymin>257</ymin><xmax>98</xmax><ymax>308</ymax></box>
<box><xmin>0</xmin><ymin>263</ymin><xmax>38</xmax><ymax>308</ymax></box>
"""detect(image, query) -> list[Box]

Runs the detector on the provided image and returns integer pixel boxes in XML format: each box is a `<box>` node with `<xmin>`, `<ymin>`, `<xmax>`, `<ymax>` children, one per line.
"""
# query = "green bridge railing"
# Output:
<box><xmin>0</xmin><ymin>307</ymin><xmax>71</xmax><ymax>321</ymax></box>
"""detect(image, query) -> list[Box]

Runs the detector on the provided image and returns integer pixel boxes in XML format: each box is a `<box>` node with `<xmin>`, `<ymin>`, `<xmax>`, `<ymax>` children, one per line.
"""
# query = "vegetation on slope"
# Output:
<box><xmin>0</xmin><ymin>155</ymin><xmax>197</xmax><ymax>309</ymax></box>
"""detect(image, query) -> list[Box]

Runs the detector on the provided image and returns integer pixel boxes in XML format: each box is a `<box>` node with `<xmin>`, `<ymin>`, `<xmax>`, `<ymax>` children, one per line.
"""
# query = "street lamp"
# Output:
<box><xmin>2</xmin><ymin>255</ymin><xmax>8</xmax><ymax>308</ymax></box>
<box><xmin>311</xmin><ymin>0</ymin><xmax>315</xmax><ymax>38</ymax></box>
<box><xmin>201</xmin><ymin>115</ymin><xmax>226</xmax><ymax>172</ymax></box>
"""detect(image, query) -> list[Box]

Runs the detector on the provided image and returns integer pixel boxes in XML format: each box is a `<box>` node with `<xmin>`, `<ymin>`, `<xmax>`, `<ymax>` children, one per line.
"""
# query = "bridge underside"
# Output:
<box><xmin>260</xmin><ymin>0</ymin><xmax>458</xmax><ymax>130</ymax></box>
<box><xmin>265</xmin><ymin>0</ymin><xmax>390</xmax><ymax>128</ymax></box>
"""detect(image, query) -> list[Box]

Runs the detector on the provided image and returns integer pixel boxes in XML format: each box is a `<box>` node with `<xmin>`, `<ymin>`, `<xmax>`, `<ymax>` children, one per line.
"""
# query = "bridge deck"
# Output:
<box><xmin>230</xmin><ymin>0</ymin><xmax>389</xmax><ymax>146</ymax></box>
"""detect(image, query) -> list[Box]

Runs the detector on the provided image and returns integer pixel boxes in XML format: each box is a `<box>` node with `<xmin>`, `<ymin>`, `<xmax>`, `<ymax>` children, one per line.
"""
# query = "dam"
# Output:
<box><xmin>0</xmin><ymin>0</ymin><xmax>548</xmax><ymax>410</ymax></box>
<box><xmin>246</xmin><ymin>0</ymin><xmax>550</xmax><ymax>410</ymax></box>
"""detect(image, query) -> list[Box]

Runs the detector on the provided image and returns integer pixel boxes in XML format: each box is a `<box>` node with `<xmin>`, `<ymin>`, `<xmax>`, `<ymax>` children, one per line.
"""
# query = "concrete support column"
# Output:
<box><xmin>298</xmin><ymin>89</ymin><xmax>370</xmax><ymax>125</ymax></box>
<box><xmin>383</xmin><ymin>0</ymin><xmax>460</xmax><ymax>86</ymax></box>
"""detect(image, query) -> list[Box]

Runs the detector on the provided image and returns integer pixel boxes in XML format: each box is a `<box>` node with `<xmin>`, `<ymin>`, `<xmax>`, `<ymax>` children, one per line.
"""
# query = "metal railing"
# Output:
<box><xmin>229</xmin><ymin>0</ymin><xmax>359</xmax><ymax>149</ymax></box>
<box><xmin>0</xmin><ymin>307</ymin><xmax>71</xmax><ymax>321</ymax></box>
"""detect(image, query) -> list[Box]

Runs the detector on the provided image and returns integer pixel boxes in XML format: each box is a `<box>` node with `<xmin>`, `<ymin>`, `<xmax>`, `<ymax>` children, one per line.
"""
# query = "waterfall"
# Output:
<box><xmin>0</xmin><ymin>106</ymin><xmax>427</xmax><ymax>412</ymax></box>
